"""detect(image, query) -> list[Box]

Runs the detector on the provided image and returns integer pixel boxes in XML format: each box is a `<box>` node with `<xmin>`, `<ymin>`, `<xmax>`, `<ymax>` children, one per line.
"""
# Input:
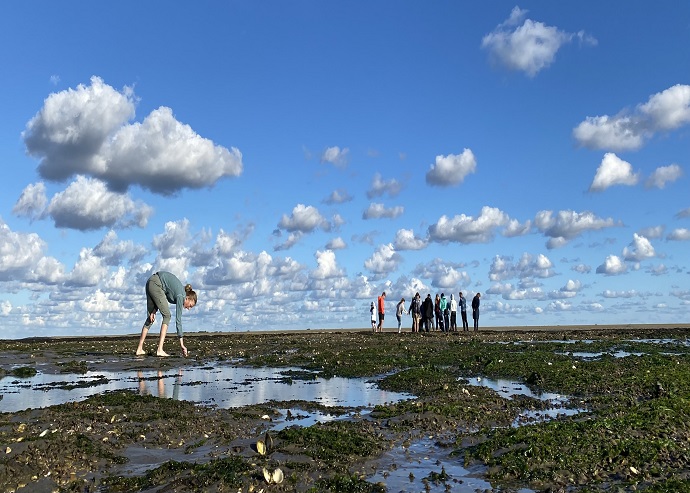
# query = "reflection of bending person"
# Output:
<box><xmin>137</xmin><ymin>369</ymin><xmax>183</xmax><ymax>400</ymax></box>
<box><xmin>137</xmin><ymin>370</ymin><xmax>166</xmax><ymax>396</ymax></box>
<box><xmin>135</xmin><ymin>271</ymin><xmax>197</xmax><ymax>357</ymax></box>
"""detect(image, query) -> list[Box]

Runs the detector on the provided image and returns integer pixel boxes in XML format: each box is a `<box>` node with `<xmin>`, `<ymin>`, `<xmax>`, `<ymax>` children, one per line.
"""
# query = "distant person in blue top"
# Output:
<box><xmin>135</xmin><ymin>271</ymin><xmax>198</xmax><ymax>357</ymax></box>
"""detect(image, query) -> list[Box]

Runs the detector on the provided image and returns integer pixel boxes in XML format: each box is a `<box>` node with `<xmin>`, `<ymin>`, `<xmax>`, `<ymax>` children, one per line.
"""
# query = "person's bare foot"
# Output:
<box><xmin>156</xmin><ymin>350</ymin><xmax>170</xmax><ymax>357</ymax></box>
<box><xmin>135</xmin><ymin>349</ymin><xmax>146</xmax><ymax>356</ymax></box>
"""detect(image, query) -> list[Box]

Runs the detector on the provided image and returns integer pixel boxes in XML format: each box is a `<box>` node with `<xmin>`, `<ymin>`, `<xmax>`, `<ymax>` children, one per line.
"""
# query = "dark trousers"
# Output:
<box><xmin>461</xmin><ymin>311</ymin><xmax>469</xmax><ymax>331</ymax></box>
<box><xmin>450</xmin><ymin>312</ymin><xmax>457</xmax><ymax>331</ymax></box>
<box><xmin>443</xmin><ymin>312</ymin><xmax>450</xmax><ymax>332</ymax></box>
<box><xmin>473</xmin><ymin>310</ymin><xmax>479</xmax><ymax>330</ymax></box>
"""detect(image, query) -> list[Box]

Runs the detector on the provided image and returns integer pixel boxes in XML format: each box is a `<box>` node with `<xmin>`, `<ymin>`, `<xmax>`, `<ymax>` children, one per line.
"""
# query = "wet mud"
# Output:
<box><xmin>1</xmin><ymin>326</ymin><xmax>689</xmax><ymax>492</ymax></box>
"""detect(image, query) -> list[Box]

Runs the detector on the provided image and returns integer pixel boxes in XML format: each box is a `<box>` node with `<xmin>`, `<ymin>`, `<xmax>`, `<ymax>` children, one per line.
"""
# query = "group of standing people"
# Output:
<box><xmin>372</xmin><ymin>290</ymin><xmax>481</xmax><ymax>333</ymax></box>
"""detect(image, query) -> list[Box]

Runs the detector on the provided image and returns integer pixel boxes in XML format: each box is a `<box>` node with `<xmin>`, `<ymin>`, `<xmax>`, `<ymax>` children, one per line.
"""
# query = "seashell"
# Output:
<box><xmin>630</xmin><ymin>466</ymin><xmax>639</xmax><ymax>475</ymax></box>
<box><xmin>5</xmin><ymin>447</ymin><xmax>10</xmax><ymax>454</ymax></box>
<box><xmin>256</xmin><ymin>439</ymin><xmax>266</xmax><ymax>456</ymax></box>
<box><xmin>263</xmin><ymin>431</ymin><xmax>274</xmax><ymax>450</ymax></box>
<box><xmin>39</xmin><ymin>429</ymin><xmax>48</xmax><ymax>437</ymax></box>
<box><xmin>15</xmin><ymin>437</ymin><xmax>23</xmax><ymax>442</ymax></box>
<box><xmin>17</xmin><ymin>424</ymin><xmax>26</xmax><ymax>433</ymax></box>
<box><xmin>111</xmin><ymin>415</ymin><xmax>116</xmax><ymax>423</ymax></box>
<box><xmin>261</xmin><ymin>414</ymin><xmax>271</xmax><ymax>421</ymax></box>
<box><xmin>263</xmin><ymin>467</ymin><xmax>283</xmax><ymax>484</ymax></box>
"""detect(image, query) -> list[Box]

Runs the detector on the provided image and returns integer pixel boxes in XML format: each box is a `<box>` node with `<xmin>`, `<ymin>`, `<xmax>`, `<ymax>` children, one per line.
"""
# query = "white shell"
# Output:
<box><xmin>263</xmin><ymin>467</ymin><xmax>284</xmax><ymax>484</ymax></box>
<box><xmin>256</xmin><ymin>439</ymin><xmax>266</xmax><ymax>455</ymax></box>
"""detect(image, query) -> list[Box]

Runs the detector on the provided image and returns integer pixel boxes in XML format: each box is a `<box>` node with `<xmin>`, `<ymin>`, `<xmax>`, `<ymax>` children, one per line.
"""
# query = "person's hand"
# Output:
<box><xmin>148</xmin><ymin>312</ymin><xmax>156</xmax><ymax>324</ymax></box>
<box><xmin>180</xmin><ymin>342</ymin><xmax>188</xmax><ymax>358</ymax></box>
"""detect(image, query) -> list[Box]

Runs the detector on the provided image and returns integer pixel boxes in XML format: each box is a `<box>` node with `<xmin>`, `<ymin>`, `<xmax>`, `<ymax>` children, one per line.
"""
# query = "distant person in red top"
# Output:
<box><xmin>376</xmin><ymin>292</ymin><xmax>386</xmax><ymax>332</ymax></box>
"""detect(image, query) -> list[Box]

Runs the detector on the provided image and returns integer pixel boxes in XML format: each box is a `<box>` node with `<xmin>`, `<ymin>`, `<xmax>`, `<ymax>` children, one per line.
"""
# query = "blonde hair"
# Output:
<box><xmin>185</xmin><ymin>284</ymin><xmax>197</xmax><ymax>304</ymax></box>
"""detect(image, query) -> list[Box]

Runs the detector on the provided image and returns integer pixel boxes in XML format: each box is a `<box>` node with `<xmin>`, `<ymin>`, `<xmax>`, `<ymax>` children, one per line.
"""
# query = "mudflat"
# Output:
<box><xmin>1</xmin><ymin>324</ymin><xmax>689</xmax><ymax>492</ymax></box>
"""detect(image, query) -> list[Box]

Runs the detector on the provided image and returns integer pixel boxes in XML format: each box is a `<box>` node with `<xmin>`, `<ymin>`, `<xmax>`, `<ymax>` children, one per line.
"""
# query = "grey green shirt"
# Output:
<box><xmin>157</xmin><ymin>271</ymin><xmax>186</xmax><ymax>338</ymax></box>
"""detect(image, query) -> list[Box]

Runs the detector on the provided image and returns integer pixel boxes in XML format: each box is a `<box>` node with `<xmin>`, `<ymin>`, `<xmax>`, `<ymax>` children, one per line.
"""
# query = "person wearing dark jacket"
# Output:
<box><xmin>471</xmin><ymin>293</ymin><xmax>481</xmax><ymax>331</ymax></box>
<box><xmin>459</xmin><ymin>292</ymin><xmax>469</xmax><ymax>331</ymax></box>
<box><xmin>422</xmin><ymin>294</ymin><xmax>434</xmax><ymax>332</ymax></box>
<box><xmin>409</xmin><ymin>293</ymin><xmax>422</xmax><ymax>332</ymax></box>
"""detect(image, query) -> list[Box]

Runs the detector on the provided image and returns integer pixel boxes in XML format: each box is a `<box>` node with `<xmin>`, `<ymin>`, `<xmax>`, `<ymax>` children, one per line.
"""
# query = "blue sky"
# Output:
<box><xmin>1</xmin><ymin>2</ymin><xmax>689</xmax><ymax>338</ymax></box>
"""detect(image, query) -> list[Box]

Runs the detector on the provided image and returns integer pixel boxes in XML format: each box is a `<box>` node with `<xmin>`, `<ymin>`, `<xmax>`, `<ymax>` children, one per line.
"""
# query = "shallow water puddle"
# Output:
<box><xmin>368</xmin><ymin>437</ymin><xmax>535</xmax><ymax>493</ymax></box>
<box><xmin>0</xmin><ymin>365</ymin><xmax>411</xmax><ymax>413</ymax></box>
<box><xmin>466</xmin><ymin>376</ymin><xmax>564</xmax><ymax>401</ymax></box>
<box><xmin>465</xmin><ymin>376</ymin><xmax>585</xmax><ymax>427</ymax></box>
<box><xmin>556</xmin><ymin>349</ymin><xmax>645</xmax><ymax>359</ymax></box>
<box><xmin>368</xmin><ymin>377</ymin><xmax>581</xmax><ymax>491</ymax></box>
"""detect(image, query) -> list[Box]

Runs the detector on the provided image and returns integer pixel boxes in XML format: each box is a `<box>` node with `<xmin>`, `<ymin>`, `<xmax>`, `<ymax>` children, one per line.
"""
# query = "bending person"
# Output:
<box><xmin>136</xmin><ymin>271</ymin><xmax>197</xmax><ymax>357</ymax></box>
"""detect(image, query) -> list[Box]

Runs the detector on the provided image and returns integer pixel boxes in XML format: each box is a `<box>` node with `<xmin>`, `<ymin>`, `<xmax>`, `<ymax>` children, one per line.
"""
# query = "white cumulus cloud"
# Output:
<box><xmin>364</xmin><ymin>243</ymin><xmax>402</xmax><ymax>276</ymax></box>
<box><xmin>667</xmin><ymin>228</ymin><xmax>690</xmax><ymax>241</ymax></box>
<box><xmin>596</xmin><ymin>255</ymin><xmax>628</xmax><ymax>276</ymax></box>
<box><xmin>394</xmin><ymin>229</ymin><xmax>428</xmax><ymax>250</ymax></box>
<box><xmin>367</xmin><ymin>173</ymin><xmax>402</xmax><ymax>198</ymax></box>
<box><xmin>278</xmin><ymin>204</ymin><xmax>328</xmax><ymax>232</ymax></box>
<box><xmin>46</xmin><ymin>176</ymin><xmax>153</xmax><ymax>230</ymax></box>
<box><xmin>325</xmin><ymin>237</ymin><xmax>347</xmax><ymax>250</ymax></box>
<box><xmin>573</xmin><ymin>84</ymin><xmax>690</xmax><ymax>151</ymax></box>
<box><xmin>312</xmin><ymin>250</ymin><xmax>343</xmax><ymax>279</ymax></box>
<box><xmin>363</xmin><ymin>203</ymin><xmax>404</xmax><ymax>220</ymax></box>
<box><xmin>622</xmin><ymin>233</ymin><xmax>655</xmax><ymax>262</ymax></box>
<box><xmin>534</xmin><ymin>209</ymin><xmax>618</xmax><ymax>248</ymax></box>
<box><xmin>323</xmin><ymin>189</ymin><xmax>353</xmax><ymax>204</ymax></box>
<box><xmin>481</xmin><ymin>7</ymin><xmax>594</xmax><ymax>77</ymax></box>
<box><xmin>428</xmin><ymin>206</ymin><xmax>509</xmax><ymax>243</ymax></box>
<box><xmin>320</xmin><ymin>146</ymin><xmax>349</xmax><ymax>167</ymax></box>
<box><xmin>645</xmin><ymin>163</ymin><xmax>683</xmax><ymax>189</ymax></box>
<box><xmin>22</xmin><ymin>76</ymin><xmax>242</xmax><ymax>195</ymax></box>
<box><xmin>425</xmin><ymin>149</ymin><xmax>476</xmax><ymax>187</ymax></box>
<box><xmin>13</xmin><ymin>182</ymin><xmax>48</xmax><ymax>220</ymax></box>
<box><xmin>589</xmin><ymin>153</ymin><xmax>640</xmax><ymax>192</ymax></box>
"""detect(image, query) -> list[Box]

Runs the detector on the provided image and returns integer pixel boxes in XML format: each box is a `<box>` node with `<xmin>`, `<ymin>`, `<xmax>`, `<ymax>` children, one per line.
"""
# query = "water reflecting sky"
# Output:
<box><xmin>0</xmin><ymin>365</ymin><xmax>412</xmax><ymax>413</ymax></box>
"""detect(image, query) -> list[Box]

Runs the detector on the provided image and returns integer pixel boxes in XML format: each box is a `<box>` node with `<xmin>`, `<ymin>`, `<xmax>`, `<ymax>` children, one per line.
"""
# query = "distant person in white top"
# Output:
<box><xmin>449</xmin><ymin>294</ymin><xmax>457</xmax><ymax>331</ymax></box>
<box><xmin>370</xmin><ymin>302</ymin><xmax>377</xmax><ymax>331</ymax></box>
<box><xmin>396</xmin><ymin>298</ymin><xmax>408</xmax><ymax>333</ymax></box>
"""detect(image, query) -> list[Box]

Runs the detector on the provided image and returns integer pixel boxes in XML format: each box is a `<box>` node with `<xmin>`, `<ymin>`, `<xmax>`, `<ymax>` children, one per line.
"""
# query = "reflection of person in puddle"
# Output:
<box><xmin>135</xmin><ymin>271</ymin><xmax>197</xmax><ymax>357</ymax></box>
<box><xmin>137</xmin><ymin>369</ymin><xmax>182</xmax><ymax>399</ymax></box>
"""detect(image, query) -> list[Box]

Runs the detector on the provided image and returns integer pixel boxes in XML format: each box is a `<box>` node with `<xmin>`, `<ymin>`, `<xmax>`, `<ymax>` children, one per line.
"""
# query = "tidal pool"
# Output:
<box><xmin>368</xmin><ymin>437</ymin><xmax>536</xmax><ymax>493</ymax></box>
<box><xmin>466</xmin><ymin>375</ymin><xmax>566</xmax><ymax>402</ymax></box>
<box><xmin>0</xmin><ymin>365</ymin><xmax>412</xmax><ymax>413</ymax></box>
<box><xmin>367</xmin><ymin>376</ymin><xmax>583</xmax><ymax>491</ymax></box>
